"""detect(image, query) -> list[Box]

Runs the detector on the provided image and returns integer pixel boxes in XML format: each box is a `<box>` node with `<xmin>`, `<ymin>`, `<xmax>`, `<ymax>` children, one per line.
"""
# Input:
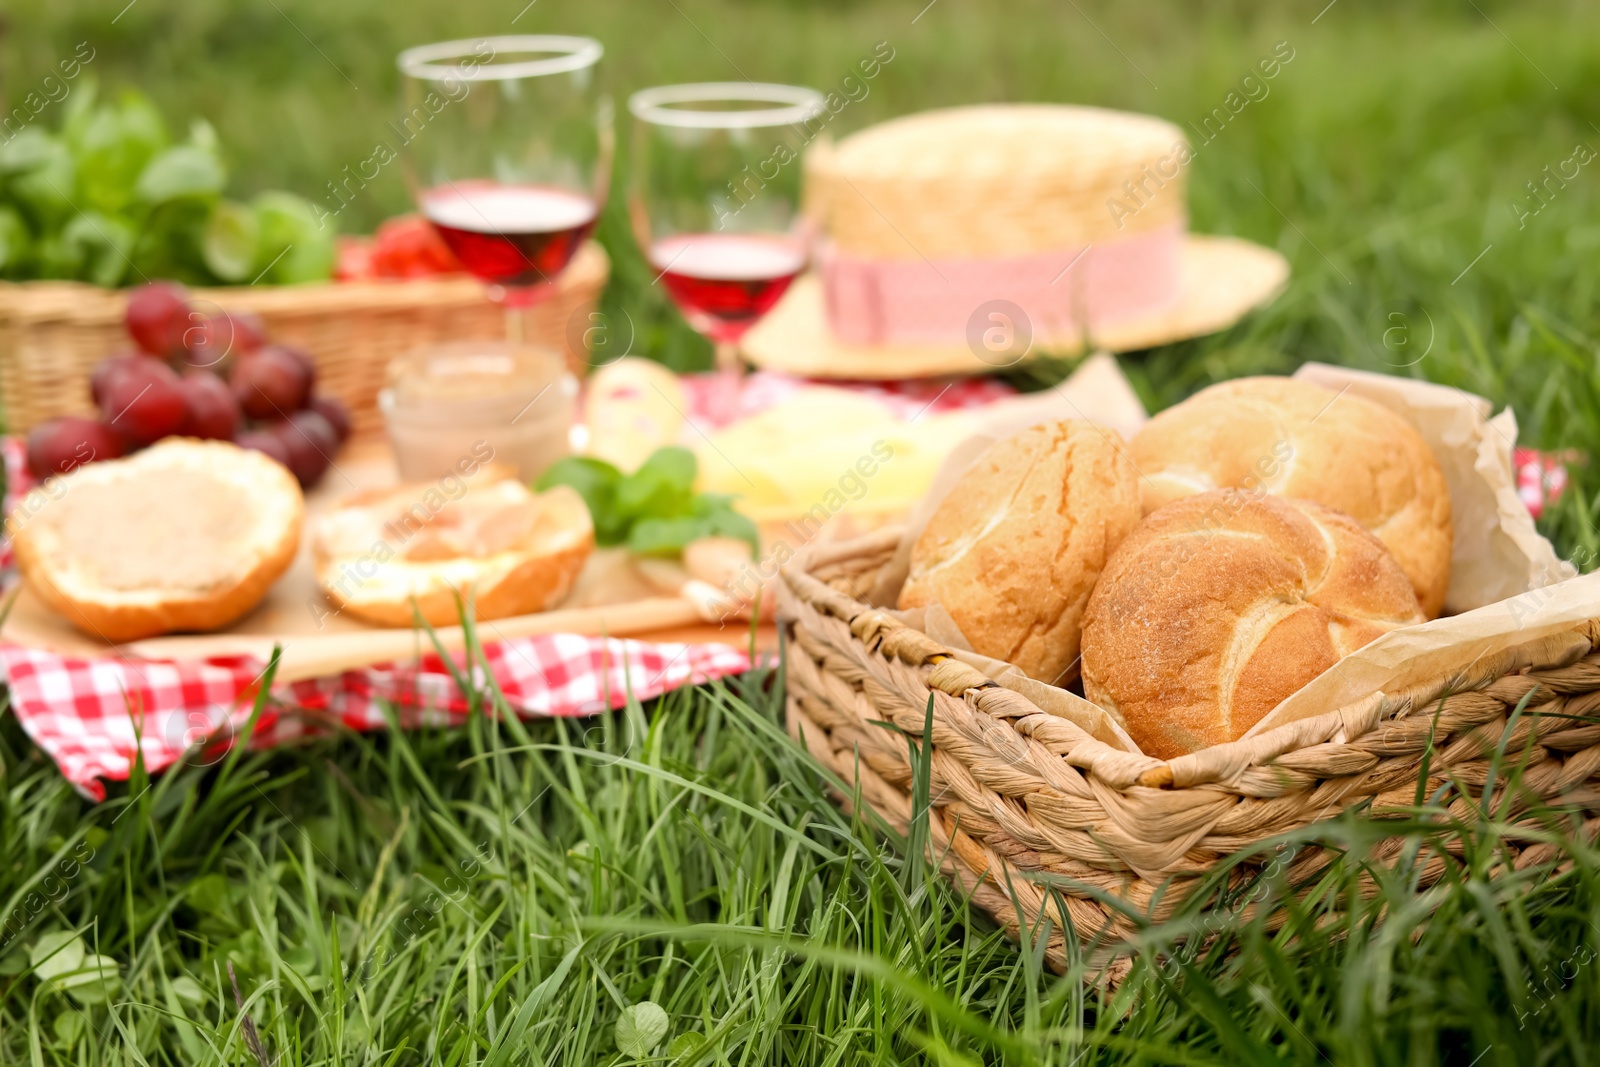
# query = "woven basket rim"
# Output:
<box><xmin>0</xmin><ymin>242</ymin><xmax>609</xmax><ymax>323</ymax></box>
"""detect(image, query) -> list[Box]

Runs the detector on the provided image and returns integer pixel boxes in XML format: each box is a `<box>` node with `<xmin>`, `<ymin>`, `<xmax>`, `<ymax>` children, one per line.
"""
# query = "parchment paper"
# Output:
<box><xmin>1292</xmin><ymin>362</ymin><xmax>1573</xmax><ymax>612</ymax></box>
<box><xmin>875</xmin><ymin>355</ymin><xmax>1584</xmax><ymax>757</ymax></box>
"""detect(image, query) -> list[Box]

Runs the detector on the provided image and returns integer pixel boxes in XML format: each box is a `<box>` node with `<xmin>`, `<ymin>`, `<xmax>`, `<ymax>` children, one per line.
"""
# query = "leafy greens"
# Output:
<box><xmin>0</xmin><ymin>82</ymin><xmax>334</xmax><ymax>287</ymax></box>
<box><xmin>536</xmin><ymin>446</ymin><xmax>760</xmax><ymax>558</ymax></box>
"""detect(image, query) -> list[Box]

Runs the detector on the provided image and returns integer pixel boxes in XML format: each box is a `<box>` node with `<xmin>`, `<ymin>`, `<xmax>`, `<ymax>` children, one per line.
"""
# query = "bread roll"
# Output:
<box><xmin>10</xmin><ymin>439</ymin><xmax>303</xmax><ymax>642</ymax></box>
<box><xmin>313</xmin><ymin>469</ymin><xmax>592</xmax><ymax>627</ymax></box>
<box><xmin>899</xmin><ymin>419</ymin><xmax>1141</xmax><ymax>684</ymax></box>
<box><xmin>1080</xmin><ymin>490</ymin><xmax>1424</xmax><ymax>759</ymax></box>
<box><xmin>1130</xmin><ymin>377</ymin><xmax>1452</xmax><ymax>616</ymax></box>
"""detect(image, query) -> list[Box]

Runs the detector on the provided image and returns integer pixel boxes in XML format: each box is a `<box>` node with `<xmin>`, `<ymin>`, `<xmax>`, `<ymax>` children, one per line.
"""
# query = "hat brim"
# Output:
<box><xmin>740</xmin><ymin>235</ymin><xmax>1289</xmax><ymax>380</ymax></box>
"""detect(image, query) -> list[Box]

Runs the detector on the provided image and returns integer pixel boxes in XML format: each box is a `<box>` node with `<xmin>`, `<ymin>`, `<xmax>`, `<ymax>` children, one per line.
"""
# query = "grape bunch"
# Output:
<box><xmin>26</xmin><ymin>281</ymin><xmax>352</xmax><ymax>487</ymax></box>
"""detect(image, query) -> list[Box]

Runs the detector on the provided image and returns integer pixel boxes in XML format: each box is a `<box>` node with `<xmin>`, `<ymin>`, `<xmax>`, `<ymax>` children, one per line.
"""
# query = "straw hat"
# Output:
<box><xmin>741</xmin><ymin>104</ymin><xmax>1288</xmax><ymax>379</ymax></box>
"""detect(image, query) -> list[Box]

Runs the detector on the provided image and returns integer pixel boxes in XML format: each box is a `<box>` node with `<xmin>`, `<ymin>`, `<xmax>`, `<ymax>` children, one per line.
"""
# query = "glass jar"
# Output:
<box><xmin>379</xmin><ymin>341</ymin><xmax>576</xmax><ymax>483</ymax></box>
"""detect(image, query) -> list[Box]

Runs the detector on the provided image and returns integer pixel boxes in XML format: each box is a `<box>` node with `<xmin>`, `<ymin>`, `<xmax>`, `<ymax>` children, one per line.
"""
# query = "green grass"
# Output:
<box><xmin>4</xmin><ymin>0</ymin><xmax>1600</xmax><ymax>1062</ymax></box>
<box><xmin>5</xmin><ymin>649</ymin><xmax>1600</xmax><ymax>1065</ymax></box>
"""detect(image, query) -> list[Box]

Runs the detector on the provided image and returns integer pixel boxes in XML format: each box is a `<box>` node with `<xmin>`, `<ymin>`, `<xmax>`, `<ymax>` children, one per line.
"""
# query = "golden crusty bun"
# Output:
<box><xmin>313</xmin><ymin>468</ymin><xmax>592</xmax><ymax>627</ymax></box>
<box><xmin>1080</xmin><ymin>490</ymin><xmax>1424</xmax><ymax>759</ymax></box>
<box><xmin>10</xmin><ymin>438</ymin><xmax>303</xmax><ymax>642</ymax></box>
<box><xmin>898</xmin><ymin>419</ymin><xmax>1142</xmax><ymax>685</ymax></box>
<box><xmin>1130</xmin><ymin>377</ymin><xmax>1452</xmax><ymax>617</ymax></box>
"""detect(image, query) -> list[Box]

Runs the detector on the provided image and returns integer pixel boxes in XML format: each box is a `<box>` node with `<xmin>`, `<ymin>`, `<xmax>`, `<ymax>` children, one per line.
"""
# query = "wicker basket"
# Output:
<box><xmin>0</xmin><ymin>241</ymin><xmax>608</xmax><ymax>439</ymax></box>
<box><xmin>780</xmin><ymin>526</ymin><xmax>1600</xmax><ymax>972</ymax></box>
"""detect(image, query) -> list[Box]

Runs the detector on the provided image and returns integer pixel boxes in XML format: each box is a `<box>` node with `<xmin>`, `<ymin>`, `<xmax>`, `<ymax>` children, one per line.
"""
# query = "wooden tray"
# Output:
<box><xmin>1</xmin><ymin>439</ymin><xmax>770</xmax><ymax>682</ymax></box>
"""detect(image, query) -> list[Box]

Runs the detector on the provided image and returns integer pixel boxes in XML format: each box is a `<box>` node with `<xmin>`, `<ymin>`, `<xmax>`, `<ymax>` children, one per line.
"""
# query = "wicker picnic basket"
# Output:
<box><xmin>0</xmin><ymin>242</ymin><xmax>607</xmax><ymax>439</ymax></box>
<box><xmin>780</xmin><ymin>526</ymin><xmax>1600</xmax><ymax>972</ymax></box>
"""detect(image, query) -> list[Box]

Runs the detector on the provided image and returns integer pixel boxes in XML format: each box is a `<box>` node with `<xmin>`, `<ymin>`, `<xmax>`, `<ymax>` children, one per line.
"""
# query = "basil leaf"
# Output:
<box><xmin>9</xmin><ymin>140</ymin><xmax>76</xmax><ymax>228</ymax></box>
<box><xmin>701</xmin><ymin>505</ymin><xmax>760</xmax><ymax>554</ymax></box>
<box><xmin>73</xmin><ymin>93</ymin><xmax>166</xmax><ymax>213</ymax></box>
<box><xmin>0</xmin><ymin>207</ymin><xmax>32</xmax><ymax>274</ymax></box>
<box><xmin>202</xmin><ymin>199</ymin><xmax>259</xmax><ymax>282</ymax></box>
<box><xmin>61</xmin><ymin>210</ymin><xmax>135</xmax><ymax>287</ymax></box>
<box><xmin>253</xmin><ymin>191</ymin><xmax>335</xmax><ymax>283</ymax></box>
<box><xmin>0</xmin><ymin>127</ymin><xmax>58</xmax><ymax>175</ymax></box>
<box><xmin>136</xmin><ymin>144</ymin><xmax>224</xmax><ymax>204</ymax></box>
<box><xmin>615</xmin><ymin>445</ymin><xmax>697</xmax><ymax>520</ymax></box>
<box><xmin>628</xmin><ymin>516</ymin><xmax>708</xmax><ymax>558</ymax></box>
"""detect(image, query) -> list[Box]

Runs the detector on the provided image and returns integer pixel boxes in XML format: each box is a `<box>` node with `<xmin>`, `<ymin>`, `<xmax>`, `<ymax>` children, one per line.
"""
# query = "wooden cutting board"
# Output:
<box><xmin>2</xmin><ymin>440</ymin><xmax>775</xmax><ymax>682</ymax></box>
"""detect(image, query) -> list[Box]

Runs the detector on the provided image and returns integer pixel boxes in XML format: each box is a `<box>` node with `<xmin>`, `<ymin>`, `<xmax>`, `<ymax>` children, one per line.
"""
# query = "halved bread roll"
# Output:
<box><xmin>1080</xmin><ymin>490</ymin><xmax>1425</xmax><ymax>759</ymax></box>
<box><xmin>10</xmin><ymin>438</ymin><xmax>303</xmax><ymax>642</ymax></box>
<box><xmin>312</xmin><ymin>469</ymin><xmax>593</xmax><ymax>627</ymax></box>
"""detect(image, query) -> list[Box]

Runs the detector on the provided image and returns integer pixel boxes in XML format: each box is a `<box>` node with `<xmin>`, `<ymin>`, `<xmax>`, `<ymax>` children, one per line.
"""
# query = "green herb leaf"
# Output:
<box><xmin>614</xmin><ymin>1001</ymin><xmax>669</xmax><ymax>1058</ymax></box>
<box><xmin>628</xmin><ymin>516</ymin><xmax>709</xmax><ymax>557</ymax></box>
<box><xmin>61</xmin><ymin>210</ymin><xmax>134</xmax><ymax>287</ymax></box>
<box><xmin>0</xmin><ymin>127</ymin><xmax>58</xmax><ymax>175</ymax></box>
<box><xmin>203</xmin><ymin>199</ymin><xmax>259</xmax><ymax>282</ymax></box>
<box><xmin>615</xmin><ymin>445</ymin><xmax>697</xmax><ymax>521</ymax></box>
<box><xmin>136</xmin><ymin>144</ymin><xmax>224</xmax><ymax>204</ymax></box>
<box><xmin>9</xmin><ymin>140</ymin><xmax>77</xmax><ymax>228</ymax></box>
<box><xmin>0</xmin><ymin>206</ymin><xmax>32</xmax><ymax>273</ymax></box>
<box><xmin>539</xmin><ymin>446</ymin><xmax>755</xmax><ymax>558</ymax></box>
<box><xmin>537</xmin><ymin>456</ymin><xmax>626</xmax><ymax>545</ymax></box>
<box><xmin>253</xmin><ymin>191</ymin><xmax>335</xmax><ymax>283</ymax></box>
<box><xmin>701</xmin><ymin>505</ymin><xmax>760</xmax><ymax>554</ymax></box>
<box><xmin>73</xmin><ymin>93</ymin><xmax>166</xmax><ymax>213</ymax></box>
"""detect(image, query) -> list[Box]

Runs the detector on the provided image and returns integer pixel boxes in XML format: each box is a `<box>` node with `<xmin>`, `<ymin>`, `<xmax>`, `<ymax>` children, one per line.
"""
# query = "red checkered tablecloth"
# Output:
<box><xmin>0</xmin><ymin>634</ymin><xmax>752</xmax><ymax>801</ymax></box>
<box><xmin>0</xmin><ymin>436</ymin><xmax>754</xmax><ymax>800</ymax></box>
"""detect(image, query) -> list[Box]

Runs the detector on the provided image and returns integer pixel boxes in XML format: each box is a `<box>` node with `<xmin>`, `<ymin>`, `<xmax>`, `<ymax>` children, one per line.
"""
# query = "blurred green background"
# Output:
<box><xmin>7</xmin><ymin>0</ymin><xmax>1597</xmax><ymax>466</ymax></box>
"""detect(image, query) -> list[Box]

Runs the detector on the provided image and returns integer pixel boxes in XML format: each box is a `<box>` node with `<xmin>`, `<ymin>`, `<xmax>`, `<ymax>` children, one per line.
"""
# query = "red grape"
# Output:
<box><xmin>178</xmin><ymin>372</ymin><xmax>241</xmax><ymax>440</ymax></box>
<box><xmin>275</xmin><ymin>410</ymin><xmax>338</xmax><ymax>487</ymax></box>
<box><xmin>176</xmin><ymin>316</ymin><xmax>228</xmax><ymax>372</ymax></box>
<box><xmin>180</xmin><ymin>311</ymin><xmax>268</xmax><ymax>371</ymax></box>
<box><xmin>26</xmin><ymin>417</ymin><xmax>124</xmax><ymax>480</ymax></box>
<box><xmin>218</xmin><ymin>310</ymin><xmax>267</xmax><ymax>354</ymax></box>
<box><xmin>308</xmin><ymin>395</ymin><xmax>352</xmax><ymax>442</ymax></box>
<box><xmin>123</xmin><ymin>282</ymin><xmax>191</xmax><ymax>357</ymax></box>
<box><xmin>236</xmin><ymin>429</ymin><xmax>292</xmax><ymax>469</ymax></box>
<box><xmin>99</xmin><ymin>359</ymin><xmax>187</xmax><ymax>447</ymax></box>
<box><xmin>275</xmin><ymin>345</ymin><xmax>317</xmax><ymax>399</ymax></box>
<box><xmin>231</xmin><ymin>347</ymin><xmax>310</xmax><ymax>419</ymax></box>
<box><xmin>90</xmin><ymin>352</ymin><xmax>147</xmax><ymax>407</ymax></box>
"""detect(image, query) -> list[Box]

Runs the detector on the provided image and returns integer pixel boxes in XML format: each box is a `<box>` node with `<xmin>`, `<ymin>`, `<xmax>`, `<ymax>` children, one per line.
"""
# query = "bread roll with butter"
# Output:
<box><xmin>898</xmin><ymin>419</ymin><xmax>1141</xmax><ymax>684</ymax></box>
<box><xmin>1080</xmin><ymin>490</ymin><xmax>1424</xmax><ymax>759</ymax></box>
<box><xmin>313</xmin><ymin>467</ymin><xmax>592</xmax><ymax>627</ymax></box>
<box><xmin>10</xmin><ymin>438</ymin><xmax>303</xmax><ymax>642</ymax></box>
<box><xmin>1130</xmin><ymin>377</ymin><xmax>1452</xmax><ymax>616</ymax></box>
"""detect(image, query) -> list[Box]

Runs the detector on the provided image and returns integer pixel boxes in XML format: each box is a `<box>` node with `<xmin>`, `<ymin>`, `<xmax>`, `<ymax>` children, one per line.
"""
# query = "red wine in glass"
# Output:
<box><xmin>651</xmin><ymin>233</ymin><xmax>806</xmax><ymax>343</ymax></box>
<box><xmin>422</xmin><ymin>183</ymin><xmax>598</xmax><ymax>300</ymax></box>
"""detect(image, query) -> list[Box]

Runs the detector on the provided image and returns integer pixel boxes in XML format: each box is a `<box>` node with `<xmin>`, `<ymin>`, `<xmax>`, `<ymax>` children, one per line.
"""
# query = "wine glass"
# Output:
<box><xmin>628</xmin><ymin>82</ymin><xmax>824</xmax><ymax>372</ymax></box>
<box><xmin>397</xmin><ymin>35</ymin><xmax>611</xmax><ymax>339</ymax></box>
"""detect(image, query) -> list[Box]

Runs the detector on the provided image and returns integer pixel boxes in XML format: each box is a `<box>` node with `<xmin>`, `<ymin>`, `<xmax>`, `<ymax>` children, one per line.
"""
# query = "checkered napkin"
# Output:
<box><xmin>0</xmin><ymin>438</ymin><xmax>749</xmax><ymax>800</ymax></box>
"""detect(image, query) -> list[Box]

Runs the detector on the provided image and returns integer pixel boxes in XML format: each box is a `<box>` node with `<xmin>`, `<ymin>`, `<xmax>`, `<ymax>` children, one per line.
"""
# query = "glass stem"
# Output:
<box><xmin>714</xmin><ymin>340</ymin><xmax>740</xmax><ymax>374</ymax></box>
<box><xmin>505</xmin><ymin>305</ymin><xmax>524</xmax><ymax>345</ymax></box>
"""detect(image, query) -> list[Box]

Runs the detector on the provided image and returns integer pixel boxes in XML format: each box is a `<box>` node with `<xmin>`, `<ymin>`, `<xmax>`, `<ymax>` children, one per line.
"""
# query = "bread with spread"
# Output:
<box><xmin>312</xmin><ymin>466</ymin><xmax>593</xmax><ymax>626</ymax></box>
<box><xmin>10</xmin><ymin>438</ymin><xmax>303</xmax><ymax>642</ymax></box>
